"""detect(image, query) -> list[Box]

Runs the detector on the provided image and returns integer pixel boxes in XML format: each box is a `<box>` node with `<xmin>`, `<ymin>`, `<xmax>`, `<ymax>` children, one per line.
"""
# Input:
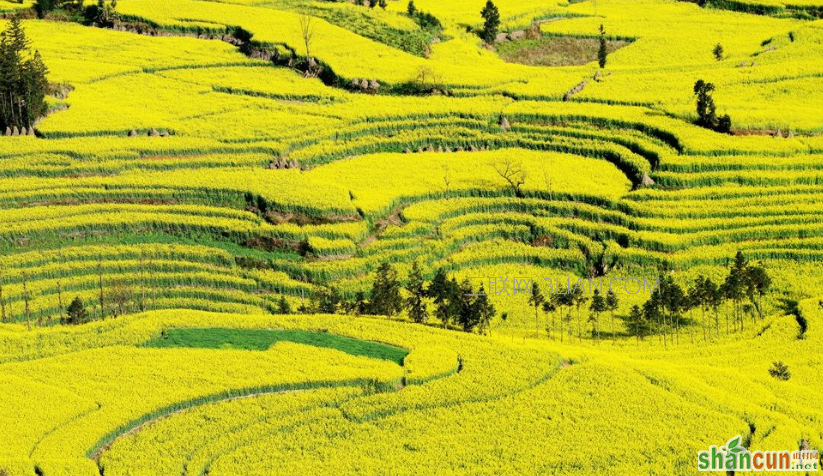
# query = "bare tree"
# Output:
<box><xmin>56</xmin><ymin>279</ymin><xmax>64</xmax><ymax>325</ymax></box>
<box><xmin>0</xmin><ymin>267</ymin><xmax>5</xmax><ymax>323</ymax></box>
<box><xmin>491</xmin><ymin>158</ymin><xmax>527</xmax><ymax>197</ymax></box>
<box><xmin>22</xmin><ymin>272</ymin><xmax>30</xmax><ymax>330</ymax></box>
<box><xmin>299</xmin><ymin>12</ymin><xmax>316</xmax><ymax>59</ymax></box>
<box><xmin>97</xmin><ymin>262</ymin><xmax>105</xmax><ymax>320</ymax></box>
<box><xmin>110</xmin><ymin>278</ymin><xmax>133</xmax><ymax>318</ymax></box>
<box><xmin>442</xmin><ymin>163</ymin><xmax>452</xmax><ymax>199</ymax></box>
<box><xmin>542</xmin><ymin>166</ymin><xmax>553</xmax><ymax>201</ymax></box>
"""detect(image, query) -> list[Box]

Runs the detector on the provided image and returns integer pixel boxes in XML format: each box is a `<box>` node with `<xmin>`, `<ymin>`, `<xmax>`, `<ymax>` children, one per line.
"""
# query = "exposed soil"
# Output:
<box><xmin>498</xmin><ymin>36</ymin><xmax>633</xmax><ymax>67</ymax></box>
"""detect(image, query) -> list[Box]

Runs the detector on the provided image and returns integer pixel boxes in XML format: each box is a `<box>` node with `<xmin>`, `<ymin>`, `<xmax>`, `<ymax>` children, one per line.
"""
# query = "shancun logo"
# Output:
<box><xmin>697</xmin><ymin>435</ymin><xmax>819</xmax><ymax>471</ymax></box>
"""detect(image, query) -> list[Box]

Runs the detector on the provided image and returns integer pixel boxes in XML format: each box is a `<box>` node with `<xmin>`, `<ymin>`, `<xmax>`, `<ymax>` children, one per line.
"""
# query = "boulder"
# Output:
<box><xmin>500</xmin><ymin>117</ymin><xmax>511</xmax><ymax>132</ymax></box>
<box><xmin>641</xmin><ymin>172</ymin><xmax>655</xmax><ymax>187</ymax></box>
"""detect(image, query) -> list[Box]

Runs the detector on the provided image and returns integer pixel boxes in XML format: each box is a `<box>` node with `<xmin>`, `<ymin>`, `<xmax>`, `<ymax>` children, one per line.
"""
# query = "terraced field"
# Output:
<box><xmin>0</xmin><ymin>0</ymin><xmax>822</xmax><ymax>472</ymax></box>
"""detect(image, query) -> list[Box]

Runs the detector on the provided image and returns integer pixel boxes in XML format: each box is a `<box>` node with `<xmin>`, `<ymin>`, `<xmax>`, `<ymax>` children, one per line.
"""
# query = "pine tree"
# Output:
<box><xmin>407</xmin><ymin>0</ymin><xmax>416</xmax><ymax>16</ymax></box>
<box><xmin>0</xmin><ymin>18</ymin><xmax>49</xmax><ymax>131</ymax></box>
<box><xmin>528</xmin><ymin>281</ymin><xmax>544</xmax><ymax>338</ymax></box>
<box><xmin>66</xmin><ymin>297</ymin><xmax>88</xmax><ymax>325</ymax></box>
<box><xmin>605</xmin><ymin>291</ymin><xmax>618</xmax><ymax>343</ymax></box>
<box><xmin>474</xmin><ymin>286</ymin><xmax>496</xmax><ymax>335</ymax></box>
<box><xmin>589</xmin><ymin>289</ymin><xmax>606</xmax><ymax>342</ymax></box>
<box><xmin>713</xmin><ymin>43</ymin><xmax>724</xmax><ymax>61</ymax></box>
<box><xmin>405</xmin><ymin>261</ymin><xmax>427</xmax><ymax>323</ymax></box>
<box><xmin>368</xmin><ymin>262</ymin><xmax>403</xmax><ymax>317</ymax></box>
<box><xmin>480</xmin><ymin>1</ymin><xmax>500</xmax><ymax>44</ymax></box>
<box><xmin>276</xmin><ymin>295</ymin><xmax>291</xmax><ymax>314</ymax></box>
<box><xmin>598</xmin><ymin>24</ymin><xmax>608</xmax><ymax>68</ymax></box>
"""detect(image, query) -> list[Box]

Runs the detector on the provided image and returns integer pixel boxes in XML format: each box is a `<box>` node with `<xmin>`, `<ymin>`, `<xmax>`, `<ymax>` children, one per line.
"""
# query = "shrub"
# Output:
<box><xmin>768</xmin><ymin>361</ymin><xmax>790</xmax><ymax>381</ymax></box>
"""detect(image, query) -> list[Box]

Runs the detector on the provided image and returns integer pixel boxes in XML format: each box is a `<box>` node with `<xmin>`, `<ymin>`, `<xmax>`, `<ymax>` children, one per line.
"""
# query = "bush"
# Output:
<box><xmin>768</xmin><ymin>361</ymin><xmax>790</xmax><ymax>381</ymax></box>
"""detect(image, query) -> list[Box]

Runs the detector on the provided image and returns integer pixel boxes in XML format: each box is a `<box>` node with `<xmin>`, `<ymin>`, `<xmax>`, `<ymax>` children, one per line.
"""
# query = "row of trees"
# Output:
<box><xmin>0</xmin><ymin>17</ymin><xmax>49</xmax><ymax>132</ymax></box>
<box><xmin>291</xmin><ymin>262</ymin><xmax>497</xmax><ymax>334</ymax></box>
<box><xmin>0</xmin><ymin>259</ymin><xmax>157</xmax><ymax>329</ymax></box>
<box><xmin>626</xmin><ymin>252</ymin><xmax>770</xmax><ymax>346</ymax></box>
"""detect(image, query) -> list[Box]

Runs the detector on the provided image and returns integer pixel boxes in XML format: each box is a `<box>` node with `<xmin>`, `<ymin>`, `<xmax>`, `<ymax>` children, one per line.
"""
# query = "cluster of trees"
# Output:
<box><xmin>407</xmin><ymin>1</ymin><xmax>441</xmax><ymax>31</ymax></box>
<box><xmin>35</xmin><ymin>0</ymin><xmax>119</xmax><ymax>26</ymax></box>
<box><xmin>524</xmin><ymin>282</ymin><xmax>619</xmax><ymax>343</ymax></box>
<box><xmin>0</xmin><ymin>17</ymin><xmax>49</xmax><ymax>133</ymax></box>
<box><xmin>694</xmin><ymin>79</ymin><xmax>732</xmax><ymax>134</ymax></box>
<box><xmin>626</xmin><ymin>252</ymin><xmax>770</xmax><ymax>346</ymax></box>
<box><xmin>289</xmin><ymin>262</ymin><xmax>497</xmax><ymax>334</ymax></box>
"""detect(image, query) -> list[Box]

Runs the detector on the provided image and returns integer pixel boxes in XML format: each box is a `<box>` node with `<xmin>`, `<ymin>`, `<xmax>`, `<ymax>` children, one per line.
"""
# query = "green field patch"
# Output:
<box><xmin>144</xmin><ymin>327</ymin><xmax>409</xmax><ymax>364</ymax></box>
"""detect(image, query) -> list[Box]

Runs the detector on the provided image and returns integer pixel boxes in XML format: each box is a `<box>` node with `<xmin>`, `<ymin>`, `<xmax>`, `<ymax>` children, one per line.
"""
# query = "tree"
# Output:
<box><xmin>428</xmin><ymin>268</ymin><xmax>456</xmax><ymax>328</ymax></box>
<box><xmin>598</xmin><ymin>24</ymin><xmax>607</xmax><ymax>68</ymax></box>
<box><xmin>277</xmin><ymin>295</ymin><xmax>291</xmax><ymax>314</ymax></box>
<box><xmin>716</xmin><ymin>114</ymin><xmax>732</xmax><ymax>134</ymax></box>
<box><xmin>473</xmin><ymin>286</ymin><xmax>496</xmax><ymax>335</ymax></box>
<box><xmin>379</xmin><ymin>0</ymin><xmax>387</xmax><ymax>9</ymax></box>
<box><xmin>713</xmin><ymin>43</ymin><xmax>724</xmax><ymax>61</ymax></box>
<box><xmin>405</xmin><ymin>261</ymin><xmax>427</xmax><ymax>323</ymax></box>
<box><xmin>746</xmin><ymin>262</ymin><xmax>770</xmax><ymax>320</ymax></box>
<box><xmin>693</xmin><ymin>80</ymin><xmax>717</xmax><ymax>129</ymax></box>
<box><xmin>22</xmin><ymin>271</ymin><xmax>31</xmax><ymax>330</ymax></box>
<box><xmin>491</xmin><ymin>158</ymin><xmax>527</xmax><ymax>197</ymax></box>
<box><xmin>0</xmin><ymin>17</ymin><xmax>50</xmax><ymax>131</ymax></box>
<box><xmin>723</xmin><ymin>251</ymin><xmax>748</xmax><ymax>332</ymax></box>
<box><xmin>407</xmin><ymin>0</ymin><xmax>416</xmax><ymax>16</ymax></box>
<box><xmin>0</xmin><ymin>268</ymin><xmax>5</xmax><ymax>323</ymax></box>
<box><xmin>368</xmin><ymin>262</ymin><xmax>403</xmax><ymax>317</ymax></box>
<box><xmin>299</xmin><ymin>12</ymin><xmax>315</xmax><ymax>59</ymax></box>
<box><xmin>97</xmin><ymin>262</ymin><xmax>105</xmax><ymax>320</ymax></box>
<box><xmin>605</xmin><ymin>290</ymin><xmax>618</xmax><ymax>343</ymax></box>
<box><xmin>626</xmin><ymin>304</ymin><xmax>646</xmax><ymax>343</ymax></box>
<box><xmin>589</xmin><ymin>288</ymin><xmax>606</xmax><ymax>342</ymax></box>
<box><xmin>768</xmin><ymin>361</ymin><xmax>790</xmax><ymax>381</ymax></box>
<box><xmin>456</xmin><ymin>279</ymin><xmax>480</xmax><ymax>332</ymax></box>
<box><xmin>570</xmin><ymin>285</ymin><xmax>588</xmax><ymax>341</ymax></box>
<box><xmin>109</xmin><ymin>278</ymin><xmax>133</xmax><ymax>317</ymax></box>
<box><xmin>66</xmin><ymin>297</ymin><xmax>88</xmax><ymax>325</ymax></box>
<box><xmin>313</xmin><ymin>286</ymin><xmax>341</xmax><ymax>314</ymax></box>
<box><xmin>480</xmin><ymin>0</ymin><xmax>500</xmax><ymax>44</ymax></box>
<box><xmin>528</xmin><ymin>281</ymin><xmax>544</xmax><ymax>338</ymax></box>
<box><xmin>542</xmin><ymin>299</ymin><xmax>556</xmax><ymax>339</ymax></box>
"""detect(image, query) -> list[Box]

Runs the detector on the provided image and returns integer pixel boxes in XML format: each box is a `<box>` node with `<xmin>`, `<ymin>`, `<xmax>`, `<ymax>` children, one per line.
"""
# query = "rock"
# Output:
<box><xmin>495</xmin><ymin>32</ymin><xmax>509</xmax><ymax>43</ymax></box>
<box><xmin>437</xmin><ymin>146</ymin><xmax>443</xmax><ymax>153</ymax></box>
<box><xmin>641</xmin><ymin>172</ymin><xmax>655</xmax><ymax>187</ymax></box>
<box><xmin>426</xmin><ymin>144</ymin><xmax>435</xmax><ymax>152</ymax></box>
<box><xmin>593</xmin><ymin>70</ymin><xmax>602</xmax><ymax>80</ymax></box>
<box><xmin>351</xmin><ymin>78</ymin><xmax>361</xmax><ymax>89</ymax></box>
<box><xmin>469</xmin><ymin>144</ymin><xmax>477</xmax><ymax>152</ymax></box>
<box><xmin>456</xmin><ymin>146</ymin><xmax>465</xmax><ymax>152</ymax></box>
<box><xmin>27</xmin><ymin>126</ymin><xmax>35</xmax><ymax>136</ymax></box>
<box><xmin>500</xmin><ymin>117</ymin><xmax>511</xmax><ymax>132</ymax></box>
<box><xmin>404</xmin><ymin>147</ymin><xmax>411</xmax><ymax>154</ymax></box>
<box><xmin>12</xmin><ymin>126</ymin><xmax>19</xmax><ymax>136</ymax></box>
<box><xmin>509</xmin><ymin>30</ymin><xmax>526</xmax><ymax>40</ymax></box>
<box><xmin>786</xmin><ymin>130</ymin><xmax>794</xmax><ymax>138</ymax></box>
<box><xmin>368</xmin><ymin>79</ymin><xmax>380</xmax><ymax>92</ymax></box>
<box><xmin>149</xmin><ymin>128</ymin><xmax>159</xmax><ymax>137</ymax></box>
<box><xmin>416</xmin><ymin>147</ymin><xmax>424</xmax><ymax>153</ymax></box>
<box><xmin>4</xmin><ymin>127</ymin><xmax>10</xmax><ymax>136</ymax></box>
<box><xmin>128</xmin><ymin>129</ymin><xmax>138</xmax><ymax>137</ymax></box>
<box><xmin>289</xmin><ymin>159</ymin><xmax>299</xmax><ymax>169</ymax></box>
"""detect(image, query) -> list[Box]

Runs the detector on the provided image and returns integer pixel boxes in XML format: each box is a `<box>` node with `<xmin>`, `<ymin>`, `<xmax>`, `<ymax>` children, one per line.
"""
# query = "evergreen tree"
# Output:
<box><xmin>428</xmin><ymin>268</ymin><xmax>455</xmax><ymax>327</ymax></box>
<box><xmin>589</xmin><ymin>288</ymin><xmax>606</xmax><ymax>342</ymax></box>
<box><xmin>405</xmin><ymin>261</ymin><xmax>427</xmax><ymax>323</ymax></box>
<box><xmin>473</xmin><ymin>285</ymin><xmax>496</xmax><ymax>335</ymax></box>
<box><xmin>456</xmin><ymin>279</ymin><xmax>480</xmax><ymax>332</ymax></box>
<box><xmin>712</xmin><ymin>43</ymin><xmax>724</xmax><ymax>61</ymax></box>
<box><xmin>598</xmin><ymin>24</ymin><xmax>608</xmax><ymax>68</ymax></box>
<box><xmin>0</xmin><ymin>18</ymin><xmax>49</xmax><ymax>131</ymax></box>
<box><xmin>480</xmin><ymin>0</ymin><xmax>500</xmax><ymax>44</ymax></box>
<box><xmin>746</xmin><ymin>262</ymin><xmax>770</xmax><ymax>320</ymax></box>
<box><xmin>626</xmin><ymin>304</ymin><xmax>645</xmax><ymax>343</ymax></box>
<box><xmin>65</xmin><ymin>297</ymin><xmax>88</xmax><ymax>325</ymax></box>
<box><xmin>407</xmin><ymin>0</ymin><xmax>416</xmax><ymax>16</ymax></box>
<box><xmin>527</xmin><ymin>281</ymin><xmax>544</xmax><ymax>338</ymax></box>
<box><xmin>605</xmin><ymin>290</ymin><xmax>618</xmax><ymax>343</ymax></box>
<box><xmin>276</xmin><ymin>295</ymin><xmax>291</xmax><ymax>314</ymax></box>
<box><xmin>368</xmin><ymin>262</ymin><xmax>403</xmax><ymax>317</ymax></box>
<box><xmin>693</xmin><ymin>79</ymin><xmax>717</xmax><ymax>129</ymax></box>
